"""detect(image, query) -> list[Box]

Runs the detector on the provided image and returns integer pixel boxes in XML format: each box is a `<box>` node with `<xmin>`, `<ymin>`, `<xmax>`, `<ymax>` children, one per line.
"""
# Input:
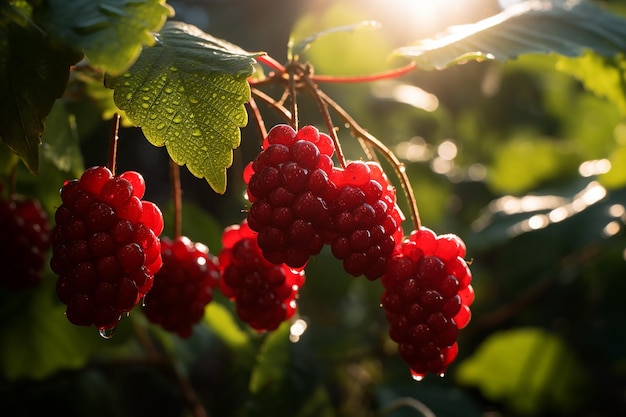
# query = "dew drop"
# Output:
<box><xmin>125</xmin><ymin>93</ymin><xmax>132</xmax><ymax>100</ymax></box>
<box><xmin>173</xmin><ymin>115</ymin><xmax>182</xmax><ymax>124</ymax></box>
<box><xmin>141</xmin><ymin>103</ymin><xmax>149</xmax><ymax>109</ymax></box>
<box><xmin>410</xmin><ymin>369</ymin><xmax>425</xmax><ymax>381</ymax></box>
<box><xmin>99</xmin><ymin>327</ymin><xmax>116</xmax><ymax>339</ymax></box>
<box><xmin>192</xmin><ymin>129</ymin><xmax>201</xmax><ymax>137</ymax></box>
<box><xmin>169</xmin><ymin>66</ymin><xmax>178</xmax><ymax>72</ymax></box>
<box><xmin>156</xmin><ymin>123</ymin><xmax>165</xmax><ymax>130</ymax></box>
<box><xmin>122</xmin><ymin>73</ymin><xmax>132</xmax><ymax>78</ymax></box>
<box><xmin>189</xmin><ymin>96</ymin><xmax>198</xmax><ymax>104</ymax></box>
<box><xmin>164</xmin><ymin>87</ymin><xmax>173</xmax><ymax>94</ymax></box>
<box><xmin>140</xmin><ymin>87</ymin><xmax>150</xmax><ymax>92</ymax></box>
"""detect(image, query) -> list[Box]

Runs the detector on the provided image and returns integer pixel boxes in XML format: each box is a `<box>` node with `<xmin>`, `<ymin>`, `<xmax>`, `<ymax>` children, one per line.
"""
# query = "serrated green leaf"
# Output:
<box><xmin>106</xmin><ymin>21</ymin><xmax>258</xmax><ymax>193</ymax></box>
<box><xmin>0</xmin><ymin>4</ymin><xmax>82</xmax><ymax>174</ymax></box>
<box><xmin>36</xmin><ymin>0</ymin><xmax>173</xmax><ymax>75</ymax></box>
<box><xmin>395</xmin><ymin>0</ymin><xmax>626</xmax><ymax>70</ymax></box>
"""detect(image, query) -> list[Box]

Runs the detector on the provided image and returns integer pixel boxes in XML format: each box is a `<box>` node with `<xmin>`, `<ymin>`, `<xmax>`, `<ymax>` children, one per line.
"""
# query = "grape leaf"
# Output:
<box><xmin>105</xmin><ymin>21</ymin><xmax>259</xmax><ymax>194</ymax></box>
<box><xmin>35</xmin><ymin>0</ymin><xmax>174</xmax><ymax>75</ymax></box>
<box><xmin>395</xmin><ymin>0</ymin><xmax>626</xmax><ymax>70</ymax></box>
<box><xmin>0</xmin><ymin>4</ymin><xmax>83</xmax><ymax>174</ymax></box>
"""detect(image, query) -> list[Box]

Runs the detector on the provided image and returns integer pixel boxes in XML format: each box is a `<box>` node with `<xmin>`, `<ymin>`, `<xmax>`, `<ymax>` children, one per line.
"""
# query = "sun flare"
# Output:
<box><xmin>366</xmin><ymin>0</ymin><xmax>496</xmax><ymax>39</ymax></box>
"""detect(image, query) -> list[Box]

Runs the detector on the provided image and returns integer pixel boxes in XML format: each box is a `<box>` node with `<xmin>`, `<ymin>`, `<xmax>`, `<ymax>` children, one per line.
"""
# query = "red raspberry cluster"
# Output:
<box><xmin>326</xmin><ymin>161</ymin><xmax>404</xmax><ymax>280</ymax></box>
<box><xmin>244</xmin><ymin>125</ymin><xmax>405</xmax><ymax>281</ymax></box>
<box><xmin>245</xmin><ymin>124</ymin><xmax>335</xmax><ymax>269</ymax></box>
<box><xmin>218</xmin><ymin>220</ymin><xmax>304</xmax><ymax>332</ymax></box>
<box><xmin>143</xmin><ymin>236</ymin><xmax>220</xmax><ymax>338</ymax></box>
<box><xmin>381</xmin><ymin>227</ymin><xmax>474</xmax><ymax>379</ymax></box>
<box><xmin>51</xmin><ymin>166</ymin><xmax>163</xmax><ymax>331</ymax></box>
<box><xmin>0</xmin><ymin>193</ymin><xmax>51</xmax><ymax>290</ymax></box>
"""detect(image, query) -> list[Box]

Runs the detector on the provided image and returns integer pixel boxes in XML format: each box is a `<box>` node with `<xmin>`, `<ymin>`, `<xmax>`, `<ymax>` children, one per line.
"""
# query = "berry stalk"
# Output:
<box><xmin>317</xmin><ymin>89</ymin><xmax>422</xmax><ymax>230</ymax></box>
<box><xmin>107</xmin><ymin>113</ymin><xmax>121</xmax><ymax>175</ymax></box>
<box><xmin>169</xmin><ymin>158</ymin><xmax>182</xmax><ymax>239</ymax></box>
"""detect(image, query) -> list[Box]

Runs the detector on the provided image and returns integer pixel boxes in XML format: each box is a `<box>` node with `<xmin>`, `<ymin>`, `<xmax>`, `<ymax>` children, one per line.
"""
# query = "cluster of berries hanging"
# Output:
<box><xmin>38</xmin><ymin>120</ymin><xmax>474</xmax><ymax>378</ymax></box>
<box><xmin>50</xmin><ymin>166</ymin><xmax>164</xmax><ymax>334</ymax></box>
<box><xmin>240</xmin><ymin>124</ymin><xmax>474</xmax><ymax>378</ymax></box>
<box><xmin>0</xmin><ymin>188</ymin><xmax>51</xmax><ymax>290</ymax></box>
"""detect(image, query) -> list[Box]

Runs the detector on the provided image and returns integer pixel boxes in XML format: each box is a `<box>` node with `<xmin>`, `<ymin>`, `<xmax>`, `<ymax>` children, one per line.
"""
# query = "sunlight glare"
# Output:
<box><xmin>369</xmin><ymin>0</ymin><xmax>477</xmax><ymax>37</ymax></box>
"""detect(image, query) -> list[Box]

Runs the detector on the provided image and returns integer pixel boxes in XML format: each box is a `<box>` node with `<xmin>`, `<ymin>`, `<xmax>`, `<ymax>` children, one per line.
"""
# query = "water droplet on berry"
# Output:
<box><xmin>411</xmin><ymin>372</ymin><xmax>424</xmax><ymax>382</ymax></box>
<box><xmin>98</xmin><ymin>326</ymin><xmax>116</xmax><ymax>339</ymax></box>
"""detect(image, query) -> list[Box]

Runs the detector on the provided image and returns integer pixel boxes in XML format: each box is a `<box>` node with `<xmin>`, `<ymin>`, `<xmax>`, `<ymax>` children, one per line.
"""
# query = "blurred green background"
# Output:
<box><xmin>2</xmin><ymin>1</ymin><xmax>626</xmax><ymax>416</ymax></box>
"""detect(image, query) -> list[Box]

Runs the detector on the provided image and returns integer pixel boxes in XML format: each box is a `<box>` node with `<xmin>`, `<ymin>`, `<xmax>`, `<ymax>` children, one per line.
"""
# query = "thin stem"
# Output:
<box><xmin>169</xmin><ymin>158</ymin><xmax>182</xmax><ymax>239</ymax></box>
<box><xmin>255</xmin><ymin>54</ymin><xmax>286</xmax><ymax>74</ymax></box>
<box><xmin>300</xmin><ymin>69</ymin><xmax>348</xmax><ymax>168</ymax></box>
<box><xmin>312</xmin><ymin>60</ymin><xmax>417</xmax><ymax>83</ymax></box>
<box><xmin>287</xmin><ymin>64</ymin><xmax>299</xmax><ymax>130</ymax></box>
<box><xmin>250</xmin><ymin>87</ymin><xmax>292</xmax><ymax>123</ymax></box>
<box><xmin>107</xmin><ymin>113</ymin><xmax>120</xmax><ymax>175</ymax></box>
<box><xmin>318</xmin><ymin>89</ymin><xmax>421</xmax><ymax>230</ymax></box>
<box><xmin>246</xmin><ymin>95</ymin><xmax>268</xmax><ymax>145</ymax></box>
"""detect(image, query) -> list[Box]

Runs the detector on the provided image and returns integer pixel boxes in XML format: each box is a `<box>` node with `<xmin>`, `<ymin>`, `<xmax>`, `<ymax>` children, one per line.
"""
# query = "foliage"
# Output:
<box><xmin>2</xmin><ymin>0</ymin><xmax>626</xmax><ymax>416</ymax></box>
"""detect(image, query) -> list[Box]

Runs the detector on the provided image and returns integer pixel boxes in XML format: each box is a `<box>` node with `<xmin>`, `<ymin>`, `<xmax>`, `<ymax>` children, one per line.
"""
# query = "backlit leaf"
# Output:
<box><xmin>0</xmin><ymin>4</ymin><xmax>82</xmax><ymax>174</ymax></box>
<box><xmin>37</xmin><ymin>0</ymin><xmax>174</xmax><ymax>75</ymax></box>
<box><xmin>395</xmin><ymin>0</ymin><xmax>626</xmax><ymax>70</ymax></box>
<box><xmin>106</xmin><ymin>21</ymin><xmax>258</xmax><ymax>193</ymax></box>
<box><xmin>456</xmin><ymin>327</ymin><xmax>588</xmax><ymax>415</ymax></box>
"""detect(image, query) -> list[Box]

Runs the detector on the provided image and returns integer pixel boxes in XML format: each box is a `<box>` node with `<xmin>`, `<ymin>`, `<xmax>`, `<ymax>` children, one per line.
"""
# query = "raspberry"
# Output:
<box><xmin>325</xmin><ymin>160</ymin><xmax>404</xmax><ymax>280</ymax></box>
<box><xmin>50</xmin><ymin>166</ymin><xmax>163</xmax><ymax>333</ymax></box>
<box><xmin>0</xmin><ymin>192</ymin><xmax>51</xmax><ymax>290</ymax></box>
<box><xmin>218</xmin><ymin>220</ymin><xmax>305</xmax><ymax>332</ymax></box>
<box><xmin>245</xmin><ymin>124</ymin><xmax>335</xmax><ymax>268</ymax></box>
<box><xmin>381</xmin><ymin>227</ymin><xmax>473</xmax><ymax>380</ymax></box>
<box><xmin>143</xmin><ymin>236</ymin><xmax>220</xmax><ymax>338</ymax></box>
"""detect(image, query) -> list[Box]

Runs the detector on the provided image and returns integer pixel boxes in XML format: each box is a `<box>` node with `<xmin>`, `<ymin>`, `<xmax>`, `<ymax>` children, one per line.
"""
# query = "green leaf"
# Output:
<box><xmin>456</xmin><ymin>327</ymin><xmax>588</xmax><ymax>415</ymax></box>
<box><xmin>249</xmin><ymin>322</ymin><xmax>291</xmax><ymax>393</ymax></box>
<box><xmin>395</xmin><ymin>0</ymin><xmax>626</xmax><ymax>70</ymax></box>
<box><xmin>203</xmin><ymin>302</ymin><xmax>253</xmax><ymax>354</ymax></box>
<box><xmin>0</xmin><ymin>281</ymin><xmax>100</xmax><ymax>380</ymax></box>
<box><xmin>36</xmin><ymin>0</ymin><xmax>174</xmax><ymax>75</ymax></box>
<box><xmin>40</xmin><ymin>100</ymin><xmax>84</xmax><ymax>176</ymax></box>
<box><xmin>105</xmin><ymin>21</ymin><xmax>258</xmax><ymax>193</ymax></box>
<box><xmin>555</xmin><ymin>52</ymin><xmax>626</xmax><ymax>115</ymax></box>
<box><xmin>0</xmin><ymin>4</ymin><xmax>82</xmax><ymax>174</ymax></box>
<box><xmin>488</xmin><ymin>135</ymin><xmax>576</xmax><ymax>194</ymax></box>
<box><xmin>599</xmin><ymin>144</ymin><xmax>626</xmax><ymax>189</ymax></box>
